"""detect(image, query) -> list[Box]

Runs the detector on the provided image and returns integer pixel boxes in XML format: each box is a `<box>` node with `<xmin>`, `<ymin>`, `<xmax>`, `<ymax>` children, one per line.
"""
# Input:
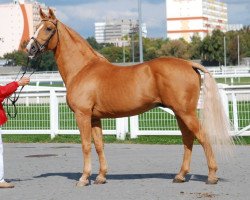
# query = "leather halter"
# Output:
<box><xmin>30</xmin><ymin>19</ymin><xmax>58</xmax><ymax>56</ymax></box>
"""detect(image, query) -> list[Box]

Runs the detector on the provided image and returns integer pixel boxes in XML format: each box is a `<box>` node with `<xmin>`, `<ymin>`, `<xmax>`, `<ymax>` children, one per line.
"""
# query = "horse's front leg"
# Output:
<box><xmin>92</xmin><ymin>119</ymin><xmax>107</xmax><ymax>184</ymax></box>
<box><xmin>75</xmin><ymin>111</ymin><xmax>92</xmax><ymax>187</ymax></box>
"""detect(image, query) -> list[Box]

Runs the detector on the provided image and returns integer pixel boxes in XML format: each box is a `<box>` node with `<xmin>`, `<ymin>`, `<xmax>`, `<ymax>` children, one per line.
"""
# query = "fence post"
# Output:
<box><xmin>218</xmin><ymin>84</ymin><xmax>229</xmax><ymax>118</ymax></box>
<box><xmin>231</xmin><ymin>92</ymin><xmax>239</xmax><ymax>132</ymax></box>
<box><xmin>116</xmin><ymin>117</ymin><xmax>128</xmax><ymax>140</ymax></box>
<box><xmin>50</xmin><ymin>89</ymin><xmax>59</xmax><ymax>139</ymax></box>
<box><xmin>130</xmin><ymin>115</ymin><xmax>139</xmax><ymax>139</ymax></box>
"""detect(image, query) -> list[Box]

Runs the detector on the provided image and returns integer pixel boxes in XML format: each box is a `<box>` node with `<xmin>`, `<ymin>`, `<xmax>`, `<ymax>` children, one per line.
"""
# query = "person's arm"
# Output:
<box><xmin>0</xmin><ymin>82</ymin><xmax>19</xmax><ymax>98</ymax></box>
<box><xmin>0</xmin><ymin>77</ymin><xmax>30</xmax><ymax>98</ymax></box>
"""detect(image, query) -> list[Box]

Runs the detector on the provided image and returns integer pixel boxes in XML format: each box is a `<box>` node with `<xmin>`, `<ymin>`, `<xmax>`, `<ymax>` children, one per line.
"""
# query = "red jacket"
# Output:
<box><xmin>0</xmin><ymin>82</ymin><xmax>19</xmax><ymax>125</ymax></box>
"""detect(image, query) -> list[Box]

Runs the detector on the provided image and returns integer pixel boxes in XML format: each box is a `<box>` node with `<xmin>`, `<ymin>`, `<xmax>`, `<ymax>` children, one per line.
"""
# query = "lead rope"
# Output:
<box><xmin>5</xmin><ymin>55</ymin><xmax>41</xmax><ymax>118</ymax></box>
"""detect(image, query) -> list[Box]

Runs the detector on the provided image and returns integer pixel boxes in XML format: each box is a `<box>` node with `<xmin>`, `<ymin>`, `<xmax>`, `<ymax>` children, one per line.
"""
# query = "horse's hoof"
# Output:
<box><xmin>76</xmin><ymin>179</ymin><xmax>90</xmax><ymax>187</ymax></box>
<box><xmin>206</xmin><ymin>177</ymin><xmax>219</xmax><ymax>184</ymax></box>
<box><xmin>94</xmin><ymin>176</ymin><xmax>107</xmax><ymax>184</ymax></box>
<box><xmin>173</xmin><ymin>175</ymin><xmax>185</xmax><ymax>183</ymax></box>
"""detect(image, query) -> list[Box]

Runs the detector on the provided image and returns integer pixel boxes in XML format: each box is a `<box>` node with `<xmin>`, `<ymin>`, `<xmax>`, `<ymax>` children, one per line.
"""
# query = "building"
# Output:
<box><xmin>95</xmin><ymin>19</ymin><xmax>147</xmax><ymax>46</ymax></box>
<box><xmin>227</xmin><ymin>24</ymin><xmax>243</xmax><ymax>32</ymax></box>
<box><xmin>0</xmin><ymin>0</ymin><xmax>55</xmax><ymax>57</ymax></box>
<box><xmin>166</xmin><ymin>0</ymin><xmax>228</xmax><ymax>42</ymax></box>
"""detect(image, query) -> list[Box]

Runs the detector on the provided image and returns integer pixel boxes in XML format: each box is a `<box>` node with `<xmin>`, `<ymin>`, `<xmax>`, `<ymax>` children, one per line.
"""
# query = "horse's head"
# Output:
<box><xmin>26</xmin><ymin>8</ymin><xmax>58</xmax><ymax>58</ymax></box>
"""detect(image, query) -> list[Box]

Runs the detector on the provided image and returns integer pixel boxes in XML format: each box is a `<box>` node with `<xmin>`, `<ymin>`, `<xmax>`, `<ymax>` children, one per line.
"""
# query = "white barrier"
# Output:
<box><xmin>2</xmin><ymin>86</ymin><xmax>127</xmax><ymax>139</ymax></box>
<box><xmin>1</xmin><ymin>85</ymin><xmax>250</xmax><ymax>139</ymax></box>
<box><xmin>0</xmin><ymin>66</ymin><xmax>250</xmax><ymax>86</ymax></box>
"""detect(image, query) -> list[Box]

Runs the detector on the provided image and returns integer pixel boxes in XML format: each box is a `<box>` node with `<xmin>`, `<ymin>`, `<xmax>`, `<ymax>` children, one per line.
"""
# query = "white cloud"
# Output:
<box><xmin>56</xmin><ymin>1</ymin><xmax>138</xmax><ymax>22</ymax></box>
<box><xmin>55</xmin><ymin>0</ymin><xmax>166</xmax><ymax>37</ymax></box>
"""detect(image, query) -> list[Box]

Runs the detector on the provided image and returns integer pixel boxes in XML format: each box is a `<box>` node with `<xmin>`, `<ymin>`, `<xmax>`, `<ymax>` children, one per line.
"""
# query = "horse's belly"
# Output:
<box><xmin>92</xmin><ymin>103</ymin><xmax>157</xmax><ymax>119</ymax></box>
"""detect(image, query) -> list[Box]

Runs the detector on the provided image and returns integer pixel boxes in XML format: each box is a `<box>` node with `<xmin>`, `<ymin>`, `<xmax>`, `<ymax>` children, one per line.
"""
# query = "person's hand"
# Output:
<box><xmin>18</xmin><ymin>77</ymin><xmax>30</xmax><ymax>86</ymax></box>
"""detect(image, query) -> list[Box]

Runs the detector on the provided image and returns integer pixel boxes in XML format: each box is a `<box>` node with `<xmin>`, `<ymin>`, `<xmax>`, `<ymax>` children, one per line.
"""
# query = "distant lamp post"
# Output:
<box><xmin>123</xmin><ymin>39</ymin><xmax>125</xmax><ymax>63</ymax></box>
<box><xmin>138</xmin><ymin>0</ymin><xmax>143</xmax><ymax>63</ymax></box>
<box><xmin>129</xmin><ymin>26</ymin><xmax>136</xmax><ymax>63</ymax></box>
<box><xmin>237</xmin><ymin>35</ymin><xmax>240</xmax><ymax>66</ymax></box>
<box><xmin>224</xmin><ymin>36</ymin><xmax>227</xmax><ymax>67</ymax></box>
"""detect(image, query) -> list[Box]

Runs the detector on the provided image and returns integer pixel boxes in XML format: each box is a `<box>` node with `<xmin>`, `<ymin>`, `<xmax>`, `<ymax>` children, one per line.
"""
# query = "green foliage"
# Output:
<box><xmin>86</xmin><ymin>36</ymin><xmax>104</xmax><ymax>50</ymax></box>
<box><xmin>239</xmin><ymin>26</ymin><xmax>250</xmax><ymax>57</ymax></box>
<box><xmin>143</xmin><ymin>38</ymin><xmax>160</xmax><ymax>61</ymax></box>
<box><xmin>100</xmin><ymin>45</ymin><xmax>130</xmax><ymax>63</ymax></box>
<box><xmin>2</xmin><ymin>134</ymin><xmax>250</xmax><ymax>145</ymax></box>
<box><xmin>3</xmin><ymin>50</ymin><xmax>28</xmax><ymax>66</ymax></box>
<box><xmin>4</xmin><ymin>26</ymin><xmax>250</xmax><ymax>70</ymax></box>
<box><xmin>86</xmin><ymin>26</ymin><xmax>250</xmax><ymax>66</ymax></box>
<box><xmin>157</xmin><ymin>39</ymin><xmax>190</xmax><ymax>59</ymax></box>
<box><xmin>3</xmin><ymin>50</ymin><xmax>57</xmax><ymax>71</ymax></box>
<box><xmin>29</xmin><ymin>51</ymin><xmax>57</xmax><ymax>71</ymax></box>
<box><xmin>189</xmin><ymin>34</ymin><xmax>202</xmax><ymax>59</ymax></box>
<box><xmin>200</xmin><ymin>29</ymin><xmax>224</xmax><ymax>65</ymax></box>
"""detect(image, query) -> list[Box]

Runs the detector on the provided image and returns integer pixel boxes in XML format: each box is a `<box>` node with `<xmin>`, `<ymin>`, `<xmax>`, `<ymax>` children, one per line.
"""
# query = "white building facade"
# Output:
<box><xmin>166</xmin><ymin>0</ymin><xmax>228</xmax><ymax>42</ymax></box>
<box><xmin>0</xmin><ymin>0</ymin><xmax>55</xmax><ymax>57</ymax></box>
<box><xmin>95</xmin><ymin>19</ymin><xmax>147</xmax><ymax>46</ymax></box>
<box><xmin>227</xmin><ymin>24</ymin><xmax>243</xmax><ymax>32</ymax></box>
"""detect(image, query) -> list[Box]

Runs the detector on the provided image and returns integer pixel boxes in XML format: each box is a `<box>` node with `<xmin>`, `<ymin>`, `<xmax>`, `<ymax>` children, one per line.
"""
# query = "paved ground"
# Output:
<box><xmin>0</xmin><ymin>143</ymin><xmax>249</xmax><ymax>200</ymax></box>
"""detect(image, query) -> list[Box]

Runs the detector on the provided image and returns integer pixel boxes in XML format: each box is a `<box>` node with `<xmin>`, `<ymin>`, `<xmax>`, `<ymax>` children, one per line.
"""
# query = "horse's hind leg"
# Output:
<box><xmin>173</xmin><ymin>116</ymin><xmax>195</xmax><ymax>183</ymax></box>
<box><xmin>175</xmin><ymin>112</ymin><xmax>218</xmax><ymax>184</ymax></box>
<box><xmin>91</xmin><ymin>119</ymin><xmax>107</xmax><ymax>184</ymax></box>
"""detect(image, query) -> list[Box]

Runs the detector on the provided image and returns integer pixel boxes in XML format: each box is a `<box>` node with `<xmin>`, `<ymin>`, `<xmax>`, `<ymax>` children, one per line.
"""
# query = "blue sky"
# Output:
<box><xmin>1</xmin><ymin>0</ymin><xmax>250</xmax><ymax>38</ymax></box>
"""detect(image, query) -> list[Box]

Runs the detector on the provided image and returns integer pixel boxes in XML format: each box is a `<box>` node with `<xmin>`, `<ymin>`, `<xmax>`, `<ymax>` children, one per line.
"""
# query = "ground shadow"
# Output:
<box><xmin>33</xmin><ymin>172</ymin><xmax>228</xmax><ymax>183</ymax></box>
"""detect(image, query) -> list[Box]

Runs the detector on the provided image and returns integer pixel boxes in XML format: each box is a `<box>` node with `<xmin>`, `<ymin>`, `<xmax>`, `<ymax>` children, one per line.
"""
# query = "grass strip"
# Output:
<box><xmin>2</xmin><ymin>134</ymin><xmax>250</xmax><ymax>145</ymax></box>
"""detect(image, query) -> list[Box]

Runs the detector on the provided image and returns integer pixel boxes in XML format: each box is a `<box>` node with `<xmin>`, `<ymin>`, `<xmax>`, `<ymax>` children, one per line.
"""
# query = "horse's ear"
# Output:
<box><xmin>48</xmin><ymin>8</ymin><xmax>56</xmax><ymax>20</ymax></box>
<box><xmin>39</xmin><ymin>8</ymin><xmax>47</xmax><ymax>19</ymax></box>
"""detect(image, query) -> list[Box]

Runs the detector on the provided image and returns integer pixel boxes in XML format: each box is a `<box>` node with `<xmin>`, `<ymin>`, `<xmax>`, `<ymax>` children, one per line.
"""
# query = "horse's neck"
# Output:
<box><xmin>54</xmin><ymin>22</ymin><xmax>99</xmax><ymax>86</ymax></box>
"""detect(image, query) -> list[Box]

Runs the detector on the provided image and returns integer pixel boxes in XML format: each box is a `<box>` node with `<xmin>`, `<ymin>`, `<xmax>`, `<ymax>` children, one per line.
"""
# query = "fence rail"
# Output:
<box><xmin>1</xmin><ymin>66</ymin><xmax>250</xmax><ymax>86</ymax></box>
<box><xmin>1</xmin><ymin>85</ymin><xmax>250</xmax><ymax>139</ymax></box>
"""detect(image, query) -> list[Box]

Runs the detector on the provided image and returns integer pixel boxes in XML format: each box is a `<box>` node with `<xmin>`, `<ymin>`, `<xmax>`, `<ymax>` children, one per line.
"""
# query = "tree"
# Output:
<box><xmin>143</xmin><ymin>37</ymin><xmax>165</xmax><ymax>61</ymax></box>
<box><xmin>100</xmin><ymin>46</ymin><xmax>129</xmax><ymax>63</ymax></box>
<box><xmin>201</xmin><ymin>29</ymin><xmax>224</xmax><ymax>66</ymax></box>
<box><xmin>86</xmin><ymin>37</ymin><xmax>102</xmax><ymax>50</ymax></box>
<box><xmin>189</xmin><ymin>34</ymin><xmax>202</xmax><ymax>60</ymax></box>
<box><xmin>3</xmin><ymin>50</ymin><xmax>28</xmax><ymax>66</ymax></box>
<box><xmin>239</xmin><ymin>26</ymin><xmax>250</xmax><ymax>58</ymax></box>
<box><xmin>29</xmin><ymin>51</ymin><xmax>57</xmax><ymax>71</ymax></box>
<box><xmin>226</xmin><ymin>31</ymin><xmax>239</xmax><ymax>65</ymax></box>
<box><xmin>157</xmin><ymin>39</ymin><xmax>190</xmax><ymax>59</ymax></box>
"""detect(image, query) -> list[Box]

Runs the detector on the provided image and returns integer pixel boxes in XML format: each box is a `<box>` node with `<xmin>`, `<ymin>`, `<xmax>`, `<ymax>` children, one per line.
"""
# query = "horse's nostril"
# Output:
<box><xmin>30</xmin><ymin>44</ymin><xmax>38</xmax><ymax>54</ymax></box>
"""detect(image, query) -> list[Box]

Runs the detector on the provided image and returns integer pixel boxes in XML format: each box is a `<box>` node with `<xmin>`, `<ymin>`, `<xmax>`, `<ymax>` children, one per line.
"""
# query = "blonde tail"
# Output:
<box><xmin>201</xmin><ymin>72</ymin><xmax>235</xmax><ymax>159</ymax></box>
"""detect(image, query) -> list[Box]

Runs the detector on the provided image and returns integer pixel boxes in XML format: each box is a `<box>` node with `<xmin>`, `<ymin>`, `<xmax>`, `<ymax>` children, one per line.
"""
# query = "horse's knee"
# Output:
<box><xmin>82</xmin><ymin>142</ymin><xmax>91</xmax><ymax>154</ymax></box>
<box><xmin>95</xmin><ymin>143</ymin><xmax>104</xmax><ymax>154</ymax></box>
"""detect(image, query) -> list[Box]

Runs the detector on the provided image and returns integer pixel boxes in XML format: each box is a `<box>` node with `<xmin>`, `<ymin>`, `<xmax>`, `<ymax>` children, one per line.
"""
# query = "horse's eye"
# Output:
<box><xmin>46</xmin><ymin>27</ymin><xmax>52</xmax><ymax>32</ymax></box>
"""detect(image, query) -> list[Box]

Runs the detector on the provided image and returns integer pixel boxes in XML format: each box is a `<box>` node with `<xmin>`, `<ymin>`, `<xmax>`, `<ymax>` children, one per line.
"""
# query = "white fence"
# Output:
<box><xmin>129</xmin><ymin>85</ymin><xmax>250</xmax><ymax>138</ymax></box>
<box><xmin>2</xmin><ymin>86</ymin><xmax>127</xmax><ymax>139</ymax></box>
<box><xmin>0</xmin><ymin>66</ymin><xmax>250</xmax><ymax>86</ymax></box>
<box><xmin>1</xmin><ymin>85</ymin><xmax>250</xmax><ymax>139</ymax></box>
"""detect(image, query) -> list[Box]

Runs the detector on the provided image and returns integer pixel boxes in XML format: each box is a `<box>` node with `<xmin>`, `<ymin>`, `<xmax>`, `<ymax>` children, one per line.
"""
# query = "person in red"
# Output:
<box><xmin>0</xmin><ymin>77</ymin><xmax>30</xmax><ymax>188</ymax></box>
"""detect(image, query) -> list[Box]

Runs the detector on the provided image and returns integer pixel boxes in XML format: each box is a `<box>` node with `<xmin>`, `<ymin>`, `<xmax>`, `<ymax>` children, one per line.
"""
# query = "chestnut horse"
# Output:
<box><xmin>26</xmin><ymin>9</ymin><xmax>234</xmax><ymax>186</ymax></box>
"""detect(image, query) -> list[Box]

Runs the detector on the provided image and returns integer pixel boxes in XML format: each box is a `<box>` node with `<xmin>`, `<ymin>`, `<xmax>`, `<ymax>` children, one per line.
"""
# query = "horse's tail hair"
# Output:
<box><xmin>192</xmin><ymin>62</ymin><xmax>235</xmax><ymax>159</ymax></box>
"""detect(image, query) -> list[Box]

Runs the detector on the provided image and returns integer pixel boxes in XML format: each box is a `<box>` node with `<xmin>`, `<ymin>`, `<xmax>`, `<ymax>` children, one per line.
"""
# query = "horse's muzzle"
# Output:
<box><xmin>29</xmin><ymin>43</ymin><xmax>38</xmax><ymax>57</ymax></box>
<box><xmin>26</xmin><ymin>39</ymin><xmax>41</xmax><ymax>58</ymax></box>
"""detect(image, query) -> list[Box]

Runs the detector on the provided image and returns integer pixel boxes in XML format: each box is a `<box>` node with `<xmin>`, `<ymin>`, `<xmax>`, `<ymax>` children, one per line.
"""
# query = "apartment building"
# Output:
<box><xmin>166</xmin><ymin>0</ymin><xmax>228</xmax><ymax>41</ymax></box>
<box><xmin>0</xmin><ymin>0</ymin><xmax>55</xmax><ymax>57</ymax></box>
